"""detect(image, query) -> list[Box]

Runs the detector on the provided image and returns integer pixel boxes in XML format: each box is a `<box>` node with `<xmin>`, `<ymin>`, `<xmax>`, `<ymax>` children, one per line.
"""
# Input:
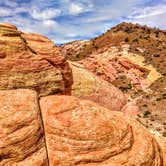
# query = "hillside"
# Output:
<box><xmin>61</xmin><ymin>22</ymin><xmax>166</xmax><ymax>140</ymax></box>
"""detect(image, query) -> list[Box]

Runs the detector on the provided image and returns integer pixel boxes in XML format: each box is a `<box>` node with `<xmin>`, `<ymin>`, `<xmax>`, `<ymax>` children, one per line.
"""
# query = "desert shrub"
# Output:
<box><xmin>133</xmin><ymin>38</ymin><xmax>138</xmax><ymax>42</ymax></box>
<box><xmin>162</xmin><ymin>132</ymin><xmax>166</xmax><ymax>137</ymax></box>
<box><xmin>156</xmin><ymin>98</ymin><xmax>161</xmax><ymax>101</ymax></box>
<box><xmin>143</xmin><ymin>111</ymin><xmax>151</xmax><ymax>118</ymax></box>
<box><xmin>162</xmin><ymin>93</ymin><xmax>166</xmax><ymax>99</ymax></box>
<box><xmin>125</xmin><ymin>37</ymin><xmax>129</xmax><ymax>42</ymax></box>
<box><xmin>76</xmin><ymin>54</ymin><xmax>80</xmax><ymax>59</ymax></box>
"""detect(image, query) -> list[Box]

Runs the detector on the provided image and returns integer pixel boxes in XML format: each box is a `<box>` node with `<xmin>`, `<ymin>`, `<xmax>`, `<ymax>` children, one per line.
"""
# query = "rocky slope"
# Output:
<box><xmin>0</xmin><ymin>22</ymin><xmax>165</xmax><ymax>165</ymax></box>
<box><xmin>61</xmin><ymin>22</ymin><xmax>166</xmax><ymax>141</ymax></box>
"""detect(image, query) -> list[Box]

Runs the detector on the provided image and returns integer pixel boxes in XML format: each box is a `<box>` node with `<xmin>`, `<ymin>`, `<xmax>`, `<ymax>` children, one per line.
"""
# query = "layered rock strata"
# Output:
<box><xmin>0</xmin><ymin>89</ymin><xmax>48</xmax><ymax>165</ymax></box>
<box><xmin>40</xmin><ymin>95</ymin><xmax>164</xmax><ymax>166</ymax></box>
<box><xmin>0</xmin><ymin>23</ymin><xmax>72</xmax><ymax>96</ymax></box>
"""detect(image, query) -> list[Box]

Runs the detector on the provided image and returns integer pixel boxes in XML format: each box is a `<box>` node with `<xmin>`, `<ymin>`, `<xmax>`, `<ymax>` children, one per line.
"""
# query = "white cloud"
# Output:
<box><xmin>31</xmin><ymin>8</ymin><xmax>61</xmax><ymax>20</ymax></box>
<box><xmin>0</xmin><ymin>0</ymin><xmax>18</xmax><ymax>7</ymax></box>
<box><xmin>67</xmin><ymin>1</ymin><xmax>93</xmax><ymax>15</ymax></box>
<box><xmin>0</xmin><ymin>0</ymin><xmax>165</xmax><ymax>44</ymax></box>
<box><xmin>69</xmin><ymin>3</ymin><xmax>84</xmax><ymax>15</ymax></box>
<box><xmin>127</xmin><ymin>4</ymin><xmax>166</xmax><ymax>29</ymax></box>
<box><xmin>130</xmin><ymin>5</ymin><xmax>166</xmax><ymax>19</ymax></box>
<box><xmin>42</xmin><ymin>20</ymin><xmax>58</xmax><ymax>27</ymax></box>
<box><xmin>0</xmin><ymin>7</ymin><xmax>12</xmax><ymax>16</ymax></box>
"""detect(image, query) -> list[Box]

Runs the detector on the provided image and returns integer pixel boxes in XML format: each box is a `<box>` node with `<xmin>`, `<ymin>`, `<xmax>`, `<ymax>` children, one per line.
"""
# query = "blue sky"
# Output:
<box><xmin>0</xmin><ymin>0</ymin><xmax>166</xmax><ymax>44</ymax></box>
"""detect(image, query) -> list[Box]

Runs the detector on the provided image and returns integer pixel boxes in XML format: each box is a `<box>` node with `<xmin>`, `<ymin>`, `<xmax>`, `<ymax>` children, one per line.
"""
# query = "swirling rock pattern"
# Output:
<box><xmin>0</xmin><ymin>89</ymin><xmax>48</xmax><ymax>166</ymax></box>
<box><xmin>0</xmin><ymin>23</ymin><xmax>72</xmax><ymax>96</ymax></box>
<box><xmin>40</xmin><ymin>95</ymin><xmax>163</xmax><ymax>166</ymax></box>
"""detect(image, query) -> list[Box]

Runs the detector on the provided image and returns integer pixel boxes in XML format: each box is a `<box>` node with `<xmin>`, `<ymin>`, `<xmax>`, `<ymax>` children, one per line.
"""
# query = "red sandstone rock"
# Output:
<box><xmin>0</xmin><ymin>23</ymin><xmax>72</xmax><ymax>96</ymax></box>
<box><xmin>40</xmin><ymin>95</ymin><xmax>164</xmax><ymax>166</ymax></box>
<box><xmin>22</xmin><ymin>33</ymin><xmax>72</xmax><ymax>94</ymax></box>
<box><xmin>77</xmin><ymin>51</ymin><xmax>150</xmax><ymax>91</ymax></box>
<box><xmin>0</xmin><ymin>89</ymin><xmax>48</xmax><ymax>165</ymax></box>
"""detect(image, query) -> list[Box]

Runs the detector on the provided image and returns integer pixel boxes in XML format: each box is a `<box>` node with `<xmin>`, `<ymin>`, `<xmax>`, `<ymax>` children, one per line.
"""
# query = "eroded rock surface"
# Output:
<box><xmin>40</xmin><ymin>95</ymin><xmax>163</xmax><ymax>166</ymax></box>
<box><xmin>22</xmin><ymin>33</ymin><xmax>72</xmax><ymax>95</ymax></box>
<box><xmin>70</xmin><ymin>61</ymin><xmax>126</xmax><ymax>111</ymax></box>
<box><xmin>77</xmin><ymin>48</ymin><xmax>150</xmax><ymax>91</ymax></box>
<box><xmin>0</xmin><ymin>89</ymin><xmax>48</xmax><ymax>166</ymax></box>
<box><xmin>0</xmin><ymin>23</ymin><xmax>72</xmax><ymax>96</ymax></box>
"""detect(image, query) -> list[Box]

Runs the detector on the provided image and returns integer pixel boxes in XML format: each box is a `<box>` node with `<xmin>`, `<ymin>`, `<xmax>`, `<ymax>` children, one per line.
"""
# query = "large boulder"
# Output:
<box><xmin>0</xmin><ymin>23</ymin><xmax>72</xmax><ymax>96</ymax></box>
<box><xmin>70</xmin><ymin>61</ymin><xmax>126</xmax><ymax>111</ymax></box>
<box><xmin>40</xmin><ymin>95</ymin><xmax>163</xmax><ymax>166</ymax></box>
<box><xmin>0</xmin><ymin>89</ymin><xmax>48</xmax><ymax>165</ymax></box>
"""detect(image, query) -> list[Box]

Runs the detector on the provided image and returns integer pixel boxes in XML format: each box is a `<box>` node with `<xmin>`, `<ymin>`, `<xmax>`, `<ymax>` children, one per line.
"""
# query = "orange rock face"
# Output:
<box><xmin>22</xmin><ymin>33</ymin><xmax>72</xmax><ymax>94</ymax></box>
<box><xmin>0</xmin><ymin>89</ymin><xmax>48</xmax><ymax>165</ymax></box>
<box><xmin>0</xmin><ymin>23</ymin><xmax>72</xmax><ymax>96</ymax></box>
<box><xmin>40</xmin><ymin>95</ymin><xmax>164</xmax><ymax>166</ymax></box>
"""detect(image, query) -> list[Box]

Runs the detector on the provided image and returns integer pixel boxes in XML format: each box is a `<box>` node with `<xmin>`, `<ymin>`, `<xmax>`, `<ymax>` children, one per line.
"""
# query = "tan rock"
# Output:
<box><xmin>0</xmin><ymin>89</ymin><xmax>48</xmax><ymax>165</ymax></box>
<box><xmin>22</xmin><ymin>33</ymin><xmax>72</xmax><ymax>94</ymax></box>
<box><xmin>0</xmin><ymin>23</ymin><xmax>72</xmax><ymax>96</ymax></box>
<box><xmin>40</xmin><ymin>95</ymin><xmax>163</xmax><ymax>166</ymax></box>
<box><xmin>70</xmin><ymin>61</ymin><xmax>126</xmax><ymax>111</ymax></box>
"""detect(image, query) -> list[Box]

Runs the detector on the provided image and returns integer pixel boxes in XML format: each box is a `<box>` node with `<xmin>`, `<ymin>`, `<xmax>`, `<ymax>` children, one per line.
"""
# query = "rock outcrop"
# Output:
<box><xmin>0</xmin><ymin>23</ymin><xmax>72</xmax><ymax>96</ymax></box>
<box><xmin>70</xmin><ymin>61</ymin><xmax>126</xmax><ymax>111</ymax></box>
<box><xmin>0</xmin><ymin>89</ymin><xmax>48</xmax><ymax>165</ymax></box>
<box><xmin>22</xmin><ymin>33</ymin><xmax>72</xmax><ymax>95</ymax></box>
<box><xmin>77</xmin><ymin>48</ymin><xmax>150</xmax><ymax>91</ymax></box>
<box><xmin>40</xmin><ymin>95</ymin><xmax>163</xmax><ymax>165</ymax></box>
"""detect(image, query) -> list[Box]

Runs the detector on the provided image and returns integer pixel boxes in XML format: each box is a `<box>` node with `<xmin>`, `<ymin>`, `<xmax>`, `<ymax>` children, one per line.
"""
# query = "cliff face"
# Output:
<box><xmin>0</xmin><ymin>22</ymin><xmax>165</xmax><ymax>165</ymax></box>
<box><xmin>0</xmin><ymin>23</ymin><xmax>72</xmax><ymax>96</ymax></box>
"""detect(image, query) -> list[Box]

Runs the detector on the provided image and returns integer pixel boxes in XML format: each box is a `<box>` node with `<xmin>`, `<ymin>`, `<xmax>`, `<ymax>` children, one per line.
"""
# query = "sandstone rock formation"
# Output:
<box><xmin>60</xmin><ymin>40</ymin><xmax>90</xmax><ymax>61</ymax></box>
<box><xmin>1</xmin><ymin>89</ymin><xmax>163</xmax><ymax>165</ymax></box>
<box><xmin>70</xmin><ymin>61</ymin><xmax>126</xmax><ymax>111</ymax></box>
<box><xmin>0</xmin><ymin>22</ymin><xmax>165</xmax><ymax>165</ymax></box>
<box><xmin>0</xmin><ymin>89</ymin><xmax>48</xmax><ymax>165</ymax></box>
<box><xmin>77</xmin><ymin>48</ymin><xmax>150</xmax><ymax>91</ymax></box>
<box><xmin>22</xmin><ymin>33</ymin><xmax>72</xmax><ymax>94</ymax></box>
<box><xmin>40</xmin><ymin>95</ymin><xmax>163</xmax><ymax>165</ymax></box>
<box><xmin>0</xmin><ymin>23</ymin><xmax>72</xmax><ymax>96</ymax></box>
